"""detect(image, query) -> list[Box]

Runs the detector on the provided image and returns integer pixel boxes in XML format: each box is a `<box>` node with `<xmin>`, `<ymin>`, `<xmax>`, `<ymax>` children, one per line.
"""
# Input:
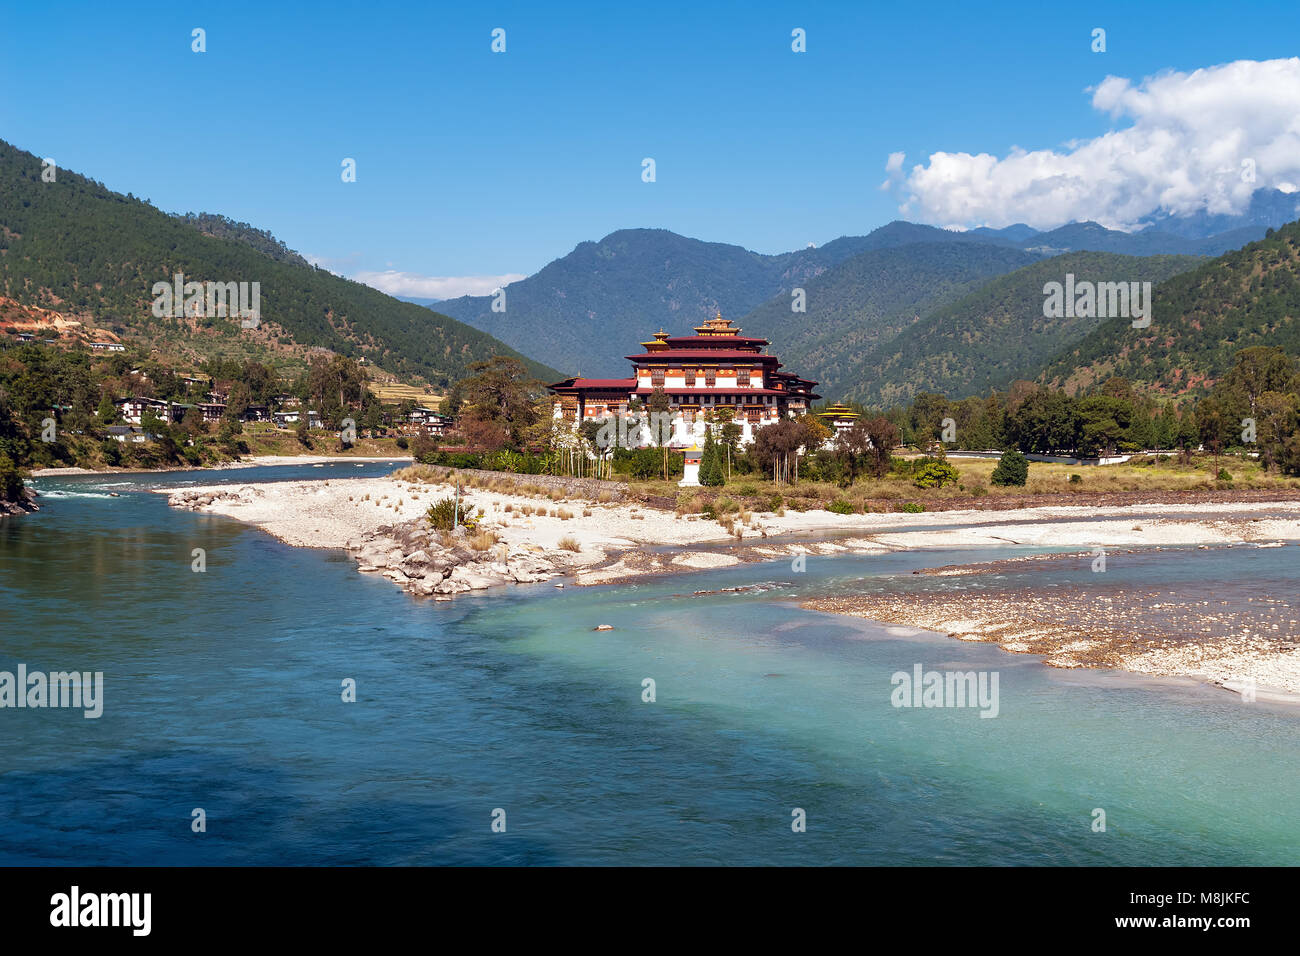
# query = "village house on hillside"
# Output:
<box><xmin>399</xmin><ymin>407</ymin><xmax>453</xmax><ymax>437</ymax></box>
<box><xmin>548</xmin><ymin>314</ymin><xmax>820</xmax><ymax>447</ymax></box>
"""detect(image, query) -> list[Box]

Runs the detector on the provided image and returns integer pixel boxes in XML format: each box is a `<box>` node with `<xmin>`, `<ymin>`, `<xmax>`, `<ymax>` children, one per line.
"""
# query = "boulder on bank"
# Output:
<box><xmin>0</xmin><ymin>485</ymin><xmax>39</xmax><ymax>516</ymax></box>
<box><xmin>349</xmin><ymin>513</ymin><xmax>571</xmax><ymax>599</ymax></box>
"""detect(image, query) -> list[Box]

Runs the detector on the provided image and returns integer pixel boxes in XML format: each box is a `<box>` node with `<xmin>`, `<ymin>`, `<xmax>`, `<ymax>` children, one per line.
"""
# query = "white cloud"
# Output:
<box><xmin>880</xmin><ymin>151</ymin><xmax>907</xmax><ymax>191</ymax></box>
<box><xmin>892</xmin><ymin>58</ymin><xmax>1300</xmax><ymax>230</ymax></box>
<box><xmin>352</xmin><ymin>271</ymin><xmax>527</xmax><ymax>301</ymax></box>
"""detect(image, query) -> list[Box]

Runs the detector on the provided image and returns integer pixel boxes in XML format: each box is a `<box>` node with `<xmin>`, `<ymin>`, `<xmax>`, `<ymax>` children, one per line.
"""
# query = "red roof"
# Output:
<box><xmin>549</xmin><ymin>377</ymin><xmax>638</xmax><ymax>390</ymax></box>
<box><xmin>662</xmin><ymin>335</ymin><xmax>768</xmax><ymax>346</ymax></box>
<box><xmin>625</xmin><ymin>350</ymin><xmax>781</xmax><ymax>362</ymax></box>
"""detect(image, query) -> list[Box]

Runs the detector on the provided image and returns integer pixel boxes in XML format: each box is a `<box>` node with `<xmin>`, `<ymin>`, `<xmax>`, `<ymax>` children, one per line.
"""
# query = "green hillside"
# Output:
<box><xmin>847</xmin><ymin>252</ymin><xmax>1204</xmax><ymax>406</ymax></box>
<box><xmin>738</xmin><ymin>242</ymin><xmax>1041</xmax><ymax>398</ymax></box>
<box><xmin>1041</xmin><ymin>221</ymin><xmax>1300</xmax><ymax>396</ymax></box>
<box><xmin>0</xmin><ymin>139</ymin><xmax>557</xmax><ymax>387</ymax></box>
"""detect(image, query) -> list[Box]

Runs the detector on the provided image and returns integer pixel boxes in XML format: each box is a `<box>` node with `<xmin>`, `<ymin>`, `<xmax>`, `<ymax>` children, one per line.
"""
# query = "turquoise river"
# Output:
<box><xmin>1</xmin><ymin>463</ymin><xmax>1297</xmax><ymax>865</ymax></box>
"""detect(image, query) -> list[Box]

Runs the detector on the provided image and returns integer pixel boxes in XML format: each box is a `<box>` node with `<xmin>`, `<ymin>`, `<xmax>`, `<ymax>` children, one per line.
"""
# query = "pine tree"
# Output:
<box><xmin>990</xmin><ymin>448</ymin><xmax>1028</xmax><ymax>486</ymax></box>
<box><xmin>700</xmin><ymin>428</ymin><xmax>724</xmax><ymax>486</ymax></box>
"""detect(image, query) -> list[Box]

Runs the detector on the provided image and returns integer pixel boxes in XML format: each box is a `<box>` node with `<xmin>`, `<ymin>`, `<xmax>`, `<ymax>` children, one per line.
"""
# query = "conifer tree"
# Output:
<box><xmin>700</xmin><ymin>427</ymin><xmax>724</xmax><ymax>486</ymax></box>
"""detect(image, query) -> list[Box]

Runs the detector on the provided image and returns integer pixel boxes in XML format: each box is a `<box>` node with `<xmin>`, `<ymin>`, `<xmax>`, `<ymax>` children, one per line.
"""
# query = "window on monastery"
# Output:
<box><xmin>685</xmin><ymin>369</ymin><xmax>695</xmax><ymax>386</ymax></box>
<box><xmin>651</xmin><ymin>368</ymin><xmax>665</xmax><ymax>387</ymax></box>
<box><xmin>705</xmin><ymin>369</ymin><xmax>716</xmax><ymax>386</ymax></box>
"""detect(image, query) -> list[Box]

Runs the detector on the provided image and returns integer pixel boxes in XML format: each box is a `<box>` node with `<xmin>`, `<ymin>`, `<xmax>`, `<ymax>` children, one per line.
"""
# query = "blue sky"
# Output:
<box><xmin>4</xmin><ymin>0</ymin><xmax>1299</xmax><ymax>296</ymax></box>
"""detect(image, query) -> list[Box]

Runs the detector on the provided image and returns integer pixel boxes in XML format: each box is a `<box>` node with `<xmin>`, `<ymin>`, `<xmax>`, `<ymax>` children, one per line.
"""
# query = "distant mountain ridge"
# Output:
<box><xmin>1137</xmin><ymin>188</ymin><xmax>1300</xmax><ymax>240</ymax></box>
<box><xmin>433</xmin><ymin>200</ymin><xmax>1288</xmax><ymax>380</ymax></box>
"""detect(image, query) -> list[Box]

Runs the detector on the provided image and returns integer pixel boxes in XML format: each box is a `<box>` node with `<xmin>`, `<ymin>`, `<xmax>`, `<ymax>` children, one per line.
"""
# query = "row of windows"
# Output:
<box><xmin>647</xmin><ymin>368</ymin><xmax>762</xmax><ymax>386</ymax></box>
<box><xmin>579</xmin><ymin>395</ymin><xmax>783</xmax><ymax>414</ymax></box>
<box><xmin>579</xmin><ymin>407</ymin><xmax>778</xmax><ymax>424</ymax></box>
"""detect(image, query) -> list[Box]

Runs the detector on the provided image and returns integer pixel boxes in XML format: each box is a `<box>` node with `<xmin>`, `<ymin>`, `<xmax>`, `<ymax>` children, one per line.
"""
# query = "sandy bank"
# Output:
<box><xmin>803</xmin><ymin>546</ymin><xmax>1300</xmax><ymax>701</ymax></box>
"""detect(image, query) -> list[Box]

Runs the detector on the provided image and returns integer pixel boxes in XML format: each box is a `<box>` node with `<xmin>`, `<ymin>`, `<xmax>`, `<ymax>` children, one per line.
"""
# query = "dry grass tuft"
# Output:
<box><xmin>467</xmin><ymin>530</ymin><xmax>499</xmax><ymax>551</ymax></box>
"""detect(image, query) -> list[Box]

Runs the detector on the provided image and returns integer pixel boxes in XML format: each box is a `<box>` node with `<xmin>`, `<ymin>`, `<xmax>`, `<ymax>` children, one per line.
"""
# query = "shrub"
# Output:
<box><xmin>900</xmin><ymin>502</ymin><xmax>926</xmax><ymax>513</ymax></box>
<box><xmin>990</xmin><ymin>449</ymin><xmax>1029</xmax><ymax>487</ymax></box>
<box><xmin>827</xmin><ymin>499</ymin><xmax>854</xmax><ymax>514</ymax></box>
<box><xmin>767</xmin><ymin>494</ymin><xmax>783</xmax><ymax>512</ymax></box>
<box><xmin>557</xmin><ymin>534</ymin><xmax>581</xmax><ymax>552</ymax></box>
<box><xmin>676</xmin><ymin>491</ymin><xmax>708</xmax><ymax>515</ymax></box>
<box><xmin>410</xmin><ymin>435</ymin><xmax>442</xmax><ymax>463</ymax></box>
<box><xmin>714</xmin><ymin>495</ymin><xmax>740</xmax><ymax>514</ymax></box>
<box><xmin>1217</xmin><ymin>468</ymin><xmax>1233</xmax><ymax>482</ymax></box>
<box><xmin>99</xmin><ymin>439</ymin><xmax>123</xmax><ymax>467</ymax></box>
<box><xmin>968</xmin><ymin>483</ymin><xmax>987</xmax><ymax>497</ymax></box>
<box><xmin>1068</xmin><ymin>473</ymin><xmax>1082</xmax><ymax>484</ymax></box>
<box><xmin>484</xmin><ymin>449</ymin><xmax>525</xmax><ymax>473</ymax></box>
<box><xmin>735</xmin><ymin>483</ymin><xmax>757</xmax><ymax>496</ymax></box>
<box><xmin>395</xmin><ymin>436</ymin><xmax>409</xmax><ymax>449</ymax></box>
<box><xmin>912</xmin><ymin>457</ymin><xmax>960</xmax><ymax>489</ymax></box>
<box><xmin>426</xmin><ymin>496</ymin><xmax>478</xmax><ymax>531</ymax></box>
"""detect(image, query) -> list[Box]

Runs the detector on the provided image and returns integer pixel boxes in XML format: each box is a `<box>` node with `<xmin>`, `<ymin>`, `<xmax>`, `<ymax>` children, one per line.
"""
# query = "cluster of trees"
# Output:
<box><xmin>856</xmin><ymin>346</ymin><xmax>1300</xmax><ymax>473</ymax></box>
<box><xmin>443</xmin><ymin>356</ymin><xmax>548</xmax><ymax>451</ymax></box>
<box><xmin>0</xmin><ymin>338</ymin><xmax>441</xmax><ymax>483</ymax></box>
<box><xmin>885</xmin><ymin>380</ymin><xmax>1188</xmax><ymax>458</ymax></box>
<box><xmin>883</xmin><ymin>383</ymin><xmax>1163</xmax><ymax>458</ymax></box>
<box><xmin>1196</xmin><ymin>347</ymin><xmax>1300</xmax><ymax>472</ymax></box>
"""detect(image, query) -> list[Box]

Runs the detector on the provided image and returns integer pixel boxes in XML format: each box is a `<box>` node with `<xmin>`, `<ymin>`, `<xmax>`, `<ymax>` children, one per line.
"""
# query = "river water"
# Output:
<box><xmin>1</xmin><ymin>464</ymin><xmax>1296</xmax><ymax>865</ymax></box>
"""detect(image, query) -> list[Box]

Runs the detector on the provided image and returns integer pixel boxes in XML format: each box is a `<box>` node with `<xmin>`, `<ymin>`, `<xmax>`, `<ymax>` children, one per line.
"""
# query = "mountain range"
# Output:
<box><xmin>432</xmin><ymin>197</ymin><xmax>1297</xmax><ymax>397</ymax></box>
<box><xmin>5</xmin><ymin>130</ymin><xmax>1299</xmax><ymax>408</ymax></box>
